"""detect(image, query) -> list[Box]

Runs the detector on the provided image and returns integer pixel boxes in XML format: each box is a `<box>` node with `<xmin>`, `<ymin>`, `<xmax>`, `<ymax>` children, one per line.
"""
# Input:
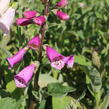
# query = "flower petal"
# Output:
<box><xmin>66</xmin><ymin>56</ymin><xmax>74</xmax><ymax>68</ymax></box>
<box><xmin>46</xmin><ymin>46</ymin><xmax>63</xmax><ymax>62</ymax></box>
<box><xmin>14</xmin><ymin>64</ymin><xmax>36</xmax><ymax>88</ymax></box>
<box><xmin>51</xmin><ymin>59</ymin><xmax>65</xmax><ymax>70</ymax></box>
<box><xmin>0</xmin><ymin>7</ymin><xmax>15</xmax><ymax>34</ymax></box>
<box><xmin>33</xmin><ymin>16</ymin><xmax>46</xmax><ymax>26</ymax></box>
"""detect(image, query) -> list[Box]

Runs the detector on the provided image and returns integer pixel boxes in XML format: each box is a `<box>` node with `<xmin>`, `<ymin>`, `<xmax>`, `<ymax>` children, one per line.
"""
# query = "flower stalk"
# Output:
<box><xmin>29</xmin><ymin>1</ymin><xmax>50</xmax><ymax>108</ymax></box>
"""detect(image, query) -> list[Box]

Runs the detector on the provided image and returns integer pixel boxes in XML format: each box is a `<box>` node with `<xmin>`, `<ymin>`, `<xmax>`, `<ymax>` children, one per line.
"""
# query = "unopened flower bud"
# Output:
<box><xmin>23</xmin><ymin>11</ymin><xmax>38</xmax><ymax>19</ymax></box>
<box><xmin>56</xmin><ymin>0</ymin><xmax>68</xmax><ymax>8</ymax></box>
<box><xmin>54</xmin><ymin>10</ymin><xmax>70</xmax><ymax>20</ymax></box>
<box><xmin>16</xmin><ymin>18</ymin><xmax>33</xmax><ymax>26</ymax></box>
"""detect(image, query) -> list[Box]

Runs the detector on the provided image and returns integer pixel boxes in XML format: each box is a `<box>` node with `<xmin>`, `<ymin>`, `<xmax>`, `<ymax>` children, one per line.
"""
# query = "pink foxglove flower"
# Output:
<box><xmin>46</xmin><ymin>46</ymin><xmax>74</xmax><ymax>70</ymax></box>
<box><xmin>16</xmin><ymin>18</ymin><xmax>33</xmax><ymax>26</ymax></box>
<box><xmin>55</xmin><ymin>10</ymin><xmax>69</xmax><ymax>20</ymax></box>
<box><xmin>14</xmin><ymin>64</ymin><xmax>36</xmax><ymax>88</ymax></box>
<box><xmin>0</xmin><ymin>7</ymin><xmax>15</xmax><ymax>34</ymax></box>
<box><xmin>0</xmin><ymin>0</ymin><xmax>10</xmax><ymax>17</ymax></box>
<box><xmin>33</xmin><ymin>16</ymin><xmax>46</xmax><ymax>26</ymax></box>
<box><xmin>56</xmin><ymin>0</ymin><xmax>68</xmax><ymax>7</ymax></box>
<box><xmin>7</xmin><ymin>47</ymin><xmax>29</xmax><ymax>68</ymax></box>
<box><xmin>28</xmin><ymin>35</ymin><xmax>41</xmax><ymax>50</ymax></box>
<box><xmin>23</xmin><ymin>11</ymin><xmax>38</xmax><ymax>19</ymax></box>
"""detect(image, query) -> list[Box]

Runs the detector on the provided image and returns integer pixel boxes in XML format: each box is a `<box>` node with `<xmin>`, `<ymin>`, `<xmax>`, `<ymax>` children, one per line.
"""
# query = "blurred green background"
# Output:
<box><xmin>0</xmin><ymin>0</ymin><xmax>109</xmax><ymax>109</ymax></box>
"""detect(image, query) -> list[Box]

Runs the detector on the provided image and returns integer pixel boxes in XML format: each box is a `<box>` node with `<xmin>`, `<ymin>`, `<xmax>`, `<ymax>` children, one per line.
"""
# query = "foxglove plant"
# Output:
<box><xmin>7</xmin><ymin>0</ymin><xmax>73</xmax><ymax>108</ymax></box>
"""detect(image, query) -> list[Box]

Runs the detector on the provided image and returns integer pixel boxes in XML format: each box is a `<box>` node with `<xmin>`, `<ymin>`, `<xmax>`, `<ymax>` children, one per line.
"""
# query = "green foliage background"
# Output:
<box><xmin>0</xmin><ymin>0</ymin><xmax>109</xmax><ymax>109</ymax></box>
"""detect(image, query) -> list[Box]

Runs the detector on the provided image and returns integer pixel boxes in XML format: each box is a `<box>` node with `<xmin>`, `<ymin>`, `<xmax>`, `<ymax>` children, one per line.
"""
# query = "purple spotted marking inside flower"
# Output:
<box><xmin>46</xmin><ymin>46</ymin><xmax>74</xmax><ymax>70</ymax></box>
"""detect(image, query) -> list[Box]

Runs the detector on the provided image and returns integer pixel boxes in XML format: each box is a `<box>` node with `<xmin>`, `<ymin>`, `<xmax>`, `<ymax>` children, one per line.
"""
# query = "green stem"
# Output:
<box><xmin>29</xmin><ymin>1</ymin><xmax>50</xmax><ymax>109</ymax></box>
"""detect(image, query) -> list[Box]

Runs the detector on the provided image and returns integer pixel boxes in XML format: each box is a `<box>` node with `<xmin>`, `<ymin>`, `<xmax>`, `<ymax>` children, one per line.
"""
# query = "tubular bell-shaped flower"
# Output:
<box><xmin>0</xmin><ymin>7</ymin><xmax>15</xmax><ymax>34</ymax></box>
<box><xmin>56</xmin><ymin>0</ymin><xmax>68</xmax><ymax>7</ymax></box>
<box><xmin>7</xmin><ymin>47</ymin><xmax>29</xmax><ymax>68</ymax></box>
<box><xmin>0</xmin><ymin>0</ymin><xmax>10</xmax><ymax>17</ymax></box>
<box><xmin>46</xmin><ymin>46</ymin><xmax>74</xmax><ymax>70</ymax></box>
<box><xmin>55</xmin><ymin>10</ymin><xmax>70</xmax><ymax>20</ymax></box>
<box><xmin>14</xmin><ymin>64</ymin><xmax>36</xmax><ymax>88</ymax></box>
<box><xmin>23</xmin><ymin>11</ymin><xmax>38</xmax><ymax>19</ymax></box>
<box><xmin>33</xmin><ymin>16</ymin><xmax>46</xmax><ymax>26</ymax></box>
<box><xmin>28</xmin><ymin>35</ymin><xmax>41</xmax><ymax>50</ymax></box>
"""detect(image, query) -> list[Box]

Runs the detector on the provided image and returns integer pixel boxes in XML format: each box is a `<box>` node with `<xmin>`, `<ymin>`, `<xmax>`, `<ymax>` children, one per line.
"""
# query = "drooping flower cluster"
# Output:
<box><xmin>16</xmin><ymin>11</ymin><xmax>46</xmax><ymax>26</ymax></box>
<box><xmin>7</xmin><ymin>0</ymin><xmax>74</xmax><ymax>88</ymax></box>
<box><xmin>0</xmin><ymin>0</ymin><xmax>15</xmax><ymax>34</ymax></box>
<box><xmin>7</xmin><ymin>35</ymin><xmax>41</xmax><ymax>88</ymax></box>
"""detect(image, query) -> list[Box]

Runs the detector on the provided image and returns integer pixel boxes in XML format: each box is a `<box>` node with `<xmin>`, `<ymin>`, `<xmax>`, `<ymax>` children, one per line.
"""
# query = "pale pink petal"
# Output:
<box><xmin>0</xmin><ymin>7</ymin><xmax>15</xmax><ymax>34</ymax></box>
<box><xmin>66</xmin><ymin>56</ymin><xmax>74</xmax><ymax>68</ymax></box>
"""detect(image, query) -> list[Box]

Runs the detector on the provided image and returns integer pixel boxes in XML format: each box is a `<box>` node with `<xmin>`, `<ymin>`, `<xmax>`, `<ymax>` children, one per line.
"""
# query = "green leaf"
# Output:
<box><xmin>47</xmin><ymin>83</ymin><xmax>76</xmax><ymax>97</ymax></box>
<box><xmin>0</xmin><ymin>97</ymin><xmax>17</xmax><ymax>109</ymax></box>
<box><xmin>52</xmin><ymin>96</ymin><xmax>86</xmax><ymax>109</ymax></box>
<box><xmin>38</xmin><ymin>100</ymin><xmax>46</xmax><ymax>109</ymax></box>
<box><xmin>106</xmin><ymin>0</ymin><xmax>109</xmax><ymax>6</ymax></box>
<box><xmin>38</xmin><ymin>74</ymin><xmax>58</xmax><ymax>88</ymax></box>
<box><xmin>0</xmin><ymin>89</ymin><xmax>10</xmax><ymax>98</ymax></box>
<box><xmin>52</xmin><ymin>96</ymin><xmax>72</xmax><ymax>109</ymax></box>
<box><xmin>6</xmin><ymin>80</ymin><xmax>16</xmax><ymax>93</ymax></box>
<box><xmin>100</xmin><ymin>93</ymin><xmax>109</xmax><ymax>109</ymax></box>
<box><xmin>84</xmin><ymin>66</ymin><xmax>102</xmax><ymax>93</ymax></box>
<box><xmin>75</xmin><ymin>55</ymin><xmax>92</xmax><ymax>66</ymax></box>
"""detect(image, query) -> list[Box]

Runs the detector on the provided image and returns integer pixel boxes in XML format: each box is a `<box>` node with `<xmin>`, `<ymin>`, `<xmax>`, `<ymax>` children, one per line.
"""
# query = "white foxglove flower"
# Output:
<box><xmin>0</xmin><ymin>0</ymin><xmax>10</xmax><ymax>17</ymax></box>
<box><xmin>0</xmin><ymin>7</ymin><xmax>15</xmax><ymax>34</ymax></box>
